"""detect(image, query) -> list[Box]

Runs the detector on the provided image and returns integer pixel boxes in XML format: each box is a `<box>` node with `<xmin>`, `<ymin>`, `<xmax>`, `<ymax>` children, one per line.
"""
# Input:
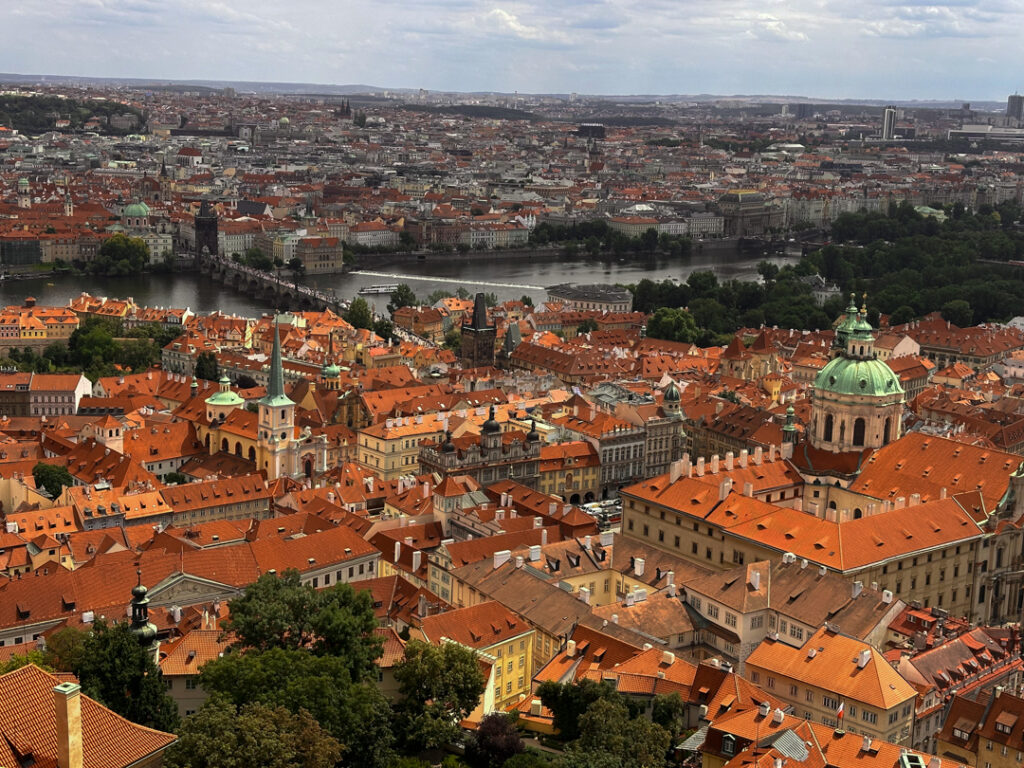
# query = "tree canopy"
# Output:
<box><xmin>345</xmin><ymin>296</ymin><xmax>374</xmax><ymax>330</ymax></box>
<box><xmin>32</xmin><ymin>462</ymin><xmax>74</xmax><ymax>498</ymax></box>
<box><xmin>220</xmin><ymin>570</ymin><xmax>381</xmax><ymax>681</ymax></box>
<box><xmin>165</xmin><ymin>696</ymin><xmax>342</xmax><ymax>768</ymax></box>
<box><xmin>388</xmin><ymin>283</ymin><xmax>418</xmax><ymax>315</ymax></box>
<box><xmin>393</xmin><ymin>640</ymin><xmax>486</xmax><ymax>751</ymax></box>
<box><xmin>74</xmin><ymin>619</ymin><xmax>178</xmax><ymax>732</ymax></box>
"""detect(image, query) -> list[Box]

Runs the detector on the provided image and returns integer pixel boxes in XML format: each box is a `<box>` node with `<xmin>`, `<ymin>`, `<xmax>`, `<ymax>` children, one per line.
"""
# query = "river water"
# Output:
<box><xmin>0</xmin><ymin>249</ymin><xmax>796</xmax><ymax>316</ymax></box>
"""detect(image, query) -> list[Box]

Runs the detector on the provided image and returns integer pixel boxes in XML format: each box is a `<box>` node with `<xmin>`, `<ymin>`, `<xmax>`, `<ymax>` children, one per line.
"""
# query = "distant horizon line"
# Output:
<box><xmin>0</xmin><ymin>70</ymin><xmax>1008</xmax><ymax>107</ymax></box>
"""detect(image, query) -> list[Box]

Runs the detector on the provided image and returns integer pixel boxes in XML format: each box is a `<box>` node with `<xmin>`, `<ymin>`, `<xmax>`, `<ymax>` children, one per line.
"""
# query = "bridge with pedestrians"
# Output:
<box><xmin>197</xmin><ymin>250</ymin><xmax>349</xmax><ymax>314</ymax></box>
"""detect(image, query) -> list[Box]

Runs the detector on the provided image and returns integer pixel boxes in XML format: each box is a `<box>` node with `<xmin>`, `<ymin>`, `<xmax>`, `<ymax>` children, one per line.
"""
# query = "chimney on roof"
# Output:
<box><xmin>582</xmin><ymin>535</ymin><xmax>591</xmax><ymax>550</ymax></box>
<box><xmin>394</xmin><ymin>541</ymin><xmax>401</xmax><ymax>563</ymax></box>
<box><xmin>412</xmin><ymin>551</ymin><xmax>422</xmax><ymax>572</ymax></box>
<box><xmin>711</xmin><ymin>454</ymin><xmax>720</xmax><ymax>474</ymax></box>
<box><xmin>725</xmin><ymin>451</ymin><xmax>734</xmax><ymax>471</ymax></box>
<box><xmin>696</xmin><ymin>457</ymin><xmax>705</xmax><ymax>477</ymax></box>
<box><xmin>759</xmin><ymin>701</ymin><xmax>770</xmax><ymax>718</ymax></box>
<box><xmin>669</xmin><ymin>460</ymin><xmax>681</xmax><ymax>484</ymax></box>
<box><xmin>895</xmin><ymin>497</ymin><xmax>906</xmax><ymax>510</ymax></box>
<box><xmin>494</xmin><ymin>549</ymin><xmax>511</xmax><ymax>569</ymax></box>
<box><xmin>769</xmin><ymin>444</ymin><xmax>777</xmax><ymax>462</ymax></box>
<box><xmin>852</xmin><ymin>581</ymin><xmax>863</xmax><ymax>599</ymax></box>
<box><xmin>634</xmin><ymin>557</ymin><xmax>645</xmax><ymax>577</ymax></box>
<box><xmin>753</xmin><ymin>446</ymin><xmax>763</xmax><ymax>465</ymax></box>
<box><xmin>739</xmin><ymin>449</ymin><xmax>749</xmax><ymax>469</ymax></box>
<box><xmin>719</xmin><ymin>478</ymin><xmax>731</xmax><ymax>501</ymax></box>
<box><xmin>771</xmin><ymin>708</ymin><xmax>784</xmax><ymax>725</ymax></box>
<box><xmin>750</xmin><ymin>570</ymin><xmax>761</xmax><ymax>590</ymax></box>
<box><xmin>910</xmin><ymin>493</ymin><xmax>921</xmax><ymax>507</ymax></box>
<box><xmin>566</xmin><ymin>640</ymin><xmax>577</xmax><ymax>657</ymax></box>
<box><xmin>861</xmin><ymin>736</ymin><xmax>873</xmax><ymax>752</ymax></box>
<box><xmin>743</xmin><ymin>482</ymin><xmax>754</xmax><ymax>497</ymax></box>
<box><xmin>856</xmin><ymin>648</ymin><xmax>871</xmax><ymax>668</ymax></box>
<box><xmin>54</xmin><ymin>682</ymin><xmax>83</xmax><ymax>768</ymax></box>
<box><xmin>578</xmin><ymin>586</ymin><xmax>590</xmax><ymax>604</ymax></box>
<box><xmin>541</xmin><ymin>528</ymin><xmax>548</xmax><ymax>545</ymax></box>
<box><xmin>533</xmin><ymin>516</ymin><xmax>543</xmax><ymax>529</ymax></box>
<box><xmin>780</xmin><ymin>441</ymin><xmax>793</xmax><ymax>460</ymax></box>
<box><xmin>600</xmin><ymin>530</ymin><xmax>614</xmax><ymax>547</ymax></box>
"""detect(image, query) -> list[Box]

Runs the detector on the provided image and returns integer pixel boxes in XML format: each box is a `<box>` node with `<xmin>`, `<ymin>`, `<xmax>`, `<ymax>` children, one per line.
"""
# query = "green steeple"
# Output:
<box><xmin>130</xmin><ymin>570</ymin><xmax>158</xmax><ymax>655</ymax></box>
<box><xmin>261</xmin><ymin>322</ymin><xmax>293</xmax><ymax>408</ymax></box>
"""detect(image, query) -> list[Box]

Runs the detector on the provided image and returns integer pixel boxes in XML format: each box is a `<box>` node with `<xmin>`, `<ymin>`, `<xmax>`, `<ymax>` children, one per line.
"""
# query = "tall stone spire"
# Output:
<box><xmin>261</xmin><ymin>321</ymin><xmax>292</xmax><ymax>407</ymax></box>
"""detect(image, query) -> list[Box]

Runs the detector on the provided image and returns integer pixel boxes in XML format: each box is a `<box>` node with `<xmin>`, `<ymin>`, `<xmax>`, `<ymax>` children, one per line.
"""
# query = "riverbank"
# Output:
<box><xmin>0</xmin><ymin>248</ymin><xmax>797</xmax><ymax>315</ymax></box>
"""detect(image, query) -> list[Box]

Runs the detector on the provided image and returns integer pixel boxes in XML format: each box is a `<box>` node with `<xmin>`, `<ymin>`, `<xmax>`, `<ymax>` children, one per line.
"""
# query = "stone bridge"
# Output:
<box><xmin>197</xmin><ymin>252</ymin><xmax>349</xmax><ymax>314</ymax></box>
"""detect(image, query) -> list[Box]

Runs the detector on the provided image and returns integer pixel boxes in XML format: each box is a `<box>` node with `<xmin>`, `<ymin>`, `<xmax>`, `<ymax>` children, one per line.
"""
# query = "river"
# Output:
<box><xmin>0</xmin><ymin>249</ymin><xmax>797</xmax><ymax>315</ymax></box>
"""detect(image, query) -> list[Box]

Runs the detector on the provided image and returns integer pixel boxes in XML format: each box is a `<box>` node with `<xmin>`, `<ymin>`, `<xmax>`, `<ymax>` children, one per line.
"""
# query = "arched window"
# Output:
<box><xmin>853</xmin><ymin>417</ymin><xmax>866</xmax><ymax>447</ymax></box>
<box><xmin>853</xmin><ymin>508</ymin><xmax>863</xmax><ymax>519</ymax></box>
<box><xmin>823</xmin><ymin>414</ymin><xmax>834</xmax><ymax>442</ymax></box>
<box><xmin>235</xmin><ymin>442</ymin><xmax>243</xmax><ymax>457</ymax></box>
<box><xmin>884</xmin><ymin>417</ymin><xmax>892</xmax><ymax>444</ymax></box>
<box><xmin>248</xmin><ymin>446</ymin><xmax>256</xmax><ymax>462</ymax></box>
<box><xmin>221</xmin><ymin>437</ymin><xmax>229</xmax><ymax>452</ymax></box>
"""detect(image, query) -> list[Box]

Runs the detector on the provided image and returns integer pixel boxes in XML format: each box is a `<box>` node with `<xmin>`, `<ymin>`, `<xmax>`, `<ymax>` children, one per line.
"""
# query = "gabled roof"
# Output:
<box><xmin>0</xmin><ymin>664</ymin><xmax>175</xmax><ymax>768</ymax></box>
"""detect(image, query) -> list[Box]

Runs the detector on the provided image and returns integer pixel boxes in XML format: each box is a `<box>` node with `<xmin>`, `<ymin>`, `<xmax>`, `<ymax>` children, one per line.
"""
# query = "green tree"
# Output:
<box><xmin>32</xmin><ymin>462</ymin><xmax>74</xmax><ymax>498</ymax></box>
<box><xmin>221</xmin><ymin>570</ymin><xmax>381</xmax><ymax>681</ymax></box>
<box><xmin>466</xmin><ymin>712</ymin><xmax>525</xmax><ymax>768</ymax></box>
<box><xmin>640</xmin><ymin>228</ymin><xmax>659</xmax><ymax>252</ymax></box>
<box><xmin>93</xmin><ymin>233</ymin><xmax>149</xmax><ymax>275</ymax></box>
<box><xmin>74</xmin><ymin>619</ymin><xmax>178</xmax><ymax>732</ymax></box>
<box><xmin>373</xmin><ymin>318</ymin><xmax>394</xmax><ymax>342</ymax></box>
<box><xmin>535</xmin><ymin>679</ymin><xmax>631</xmax><ymax>742</ymax></box>
<box><xmin>393</xmin><ymin>640</ymin><xmax>486</xmax><ymax>751</ymax></box>
<box><xmin>427</xmin><ymin>289</ymin><xmax>451</xmax><ymax>305</ymax></box>
<box><xmin>520</xmin><ymin>295</ymin><xmax>534</xmax><ymax>307</ymax></box>
<box><xmin>889</xmin><ymin>305</ymin><xmax>917</xmax><ymax>326</ymax></box>
<box><xmin>388</xmin><ymin>283</ymin><xmax>418</xmax><ymax>315</ymax></box>
<box><xmin>562</xmin><ymin>698</ymin><xmax>670</xmax><ymax>768</ymax></box>
<box><xmin>287</xmin><ymin>257</ymin><xmax>305</xmax><ymax>277</ymax></box>
<box><xmin>577</xmin><ymin>319</ymin><xmax>599</xmax><ymax>335</ymax></box>
<box><xmin>651</xmin><ymin>692</ymin><xmax>687</xmax><ymax>738</ymax></box>
<box><xmin>200</xmin><ymin>649</ymin><xmax>394</xmax><ymax>768</ymax></box>
<box><xmin>645</xmin><ymin>307</ymin><xmax>698</xmax><ymax>344</ymax></box>
<box><xmin>483</xmin><ymin>292</ymin><xmax>499</xmax><ymax>307</ymax></box>
<box><xmin>44</xmin><ymin>626</ymin><xmax>88</xmax><ymax>672</ymax></box>
<box><xmin>941</xmin><ymin>299</ymin><xmax>973</xmax><ymax>327</ymax></box>
<box><xmin>194</xmin><ymin>351</ymin><xmax>219</xmax><ymax>381</ymax></box>
<box><xmin>165</xmin><ymin>696</ymin><xmax>342</xmax><ymax>768</ymax></box>
<box><xmin>444</xmin><ymin>327</ymin><xmax>462</xmax><ymax>350</ymax></box>
<box><xmin>0</xmin><ymin>649</ymin><xmax>51</xmax><ymax>674</ymax></box>
<box><xmin>345</xmin><ymin>297</ymin><xmax>375</xmax><ymax>330</ymax></box>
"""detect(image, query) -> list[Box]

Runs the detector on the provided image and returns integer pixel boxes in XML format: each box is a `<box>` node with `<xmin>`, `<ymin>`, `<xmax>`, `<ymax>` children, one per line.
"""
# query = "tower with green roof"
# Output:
<box><xmin>810</xmin><ymin>295</ymin><xmax>904</xmax><ymax>453</ymax></box>
<box><xmin>205</xmin><ymin>374</ymin><xmax>244</xmax><ymax>422</ymax></box>
<box><xmin>257</xmin><ymin>323</ymin><xmax>296</xmax><ymax>480</ymax></box>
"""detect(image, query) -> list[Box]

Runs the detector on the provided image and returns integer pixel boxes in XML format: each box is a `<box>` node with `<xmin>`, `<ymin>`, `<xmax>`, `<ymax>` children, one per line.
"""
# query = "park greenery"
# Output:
<box><xmin>638</xmin><ymin>201</ymin><xmax>1024</xmax><ymax>345</ymax></box>
<box><xmin>4</xmin><ymin>315</ymin><xmax>181</xmax><ymax>381</ymax></box>
<box><xmin>529</xmin><ymin>219</ymin><xmax>693</xmax><ymax>258</ymax></box>
<box><xmin>0</xmin><ymin>94</ymin><xmax>145</xmax><ymax>134</ymax></box>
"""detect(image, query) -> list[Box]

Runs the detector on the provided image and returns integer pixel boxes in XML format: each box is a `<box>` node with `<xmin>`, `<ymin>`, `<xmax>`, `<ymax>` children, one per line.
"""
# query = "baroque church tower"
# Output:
<box><xmin>257</xmin><ymin>323</ymin><xmax>296</xmax><ymax>480</ymax></box>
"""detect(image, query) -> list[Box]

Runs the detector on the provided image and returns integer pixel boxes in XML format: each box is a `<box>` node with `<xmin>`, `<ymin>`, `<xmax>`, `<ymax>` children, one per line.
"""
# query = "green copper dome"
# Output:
<box><xmin>205</xmin><ymin>375</ymin><xmax>244</xmax><ymax>407</ymax></box>
<box><xmin>813</xmin><ymin>355</ymin><xmax>903</xmax><ymax>398</ymax></box>
<box><xmin>123</xmin><ymin>200</ymin><xmax>151</xmax><ymax>218</ymax></box>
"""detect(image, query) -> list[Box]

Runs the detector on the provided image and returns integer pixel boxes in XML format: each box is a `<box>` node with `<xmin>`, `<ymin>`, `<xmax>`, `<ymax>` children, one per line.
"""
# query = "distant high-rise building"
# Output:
<box><xmin>1007</xmin><ymin>94</ymin><xmax>1024</xmax><ymax>122</ymax></box>
<box><xmin>881</xmin><ymin>106</ymin><xmax>897</xmax><ymax>140</ymax></box>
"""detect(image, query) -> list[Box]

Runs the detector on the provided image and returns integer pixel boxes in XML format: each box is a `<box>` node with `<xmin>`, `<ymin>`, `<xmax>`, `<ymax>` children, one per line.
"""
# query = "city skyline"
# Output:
<box><xmin>6</xmin><ymin>0</ymin><xmax>1024</xmax><ymax>101</ymax></box>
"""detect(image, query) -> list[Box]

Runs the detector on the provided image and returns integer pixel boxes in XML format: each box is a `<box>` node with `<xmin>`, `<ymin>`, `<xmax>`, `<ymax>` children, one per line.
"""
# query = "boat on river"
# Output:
<box><xmin>358</xmin><ymin>283</ymin><xmax>398</xmax><ymax>295</ymax></box>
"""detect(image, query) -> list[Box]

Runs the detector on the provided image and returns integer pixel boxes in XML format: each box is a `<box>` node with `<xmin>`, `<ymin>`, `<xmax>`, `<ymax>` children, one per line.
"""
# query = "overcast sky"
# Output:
<box><xmin>5</xmin><ymin>0</ymin><xmax>1022</xmax><ymax>100</ymax></box>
